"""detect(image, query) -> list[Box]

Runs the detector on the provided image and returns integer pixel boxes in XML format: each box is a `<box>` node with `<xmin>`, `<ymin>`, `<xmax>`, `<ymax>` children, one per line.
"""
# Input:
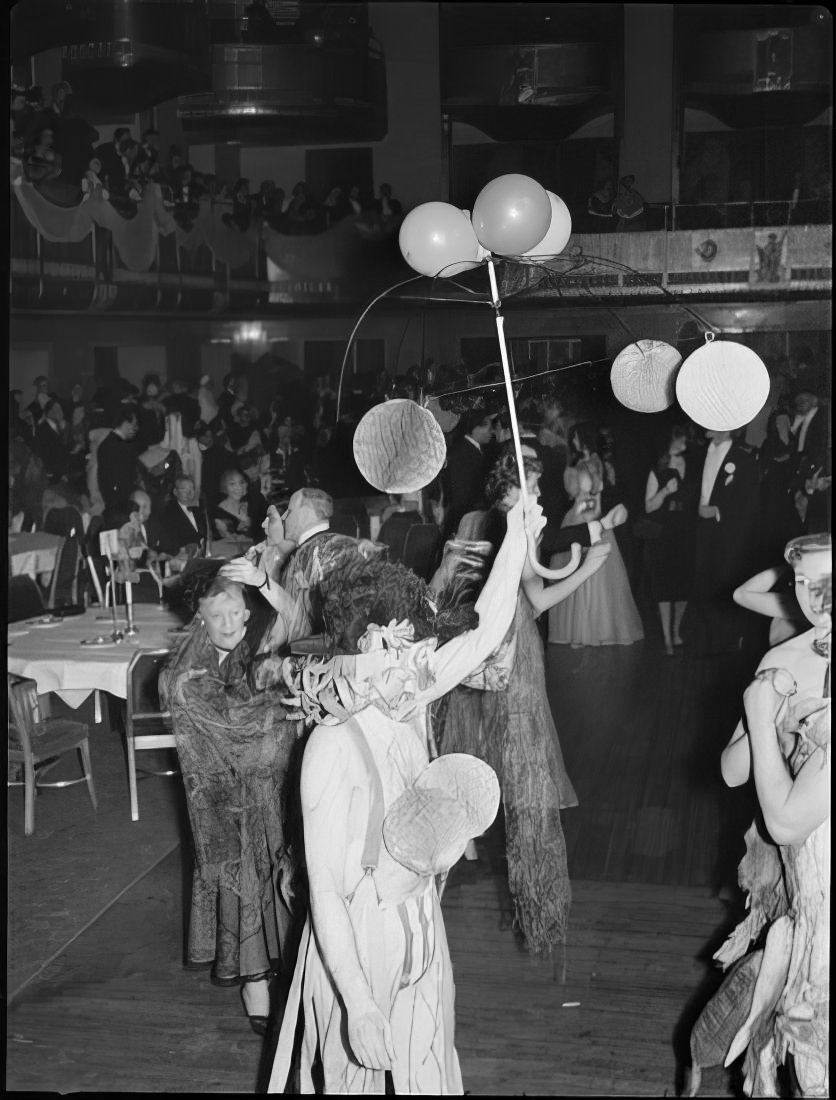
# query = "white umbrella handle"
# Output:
<box><xmin>487</xmin><ymin>259</ymin><xmax>582</xmax><ymax>582</ymax></box>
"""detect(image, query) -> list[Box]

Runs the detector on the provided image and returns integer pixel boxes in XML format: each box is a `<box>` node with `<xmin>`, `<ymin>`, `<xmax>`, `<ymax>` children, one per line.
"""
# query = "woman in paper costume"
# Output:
<box><xmin>267</xmin><ymin>496</ymin><xmax>541</xmax><ymax>1095</ymax></box>
<box><xmin>687</xmin><ymin>533</ymin><xmax>830</xmax><ymax>1097</ymax></box>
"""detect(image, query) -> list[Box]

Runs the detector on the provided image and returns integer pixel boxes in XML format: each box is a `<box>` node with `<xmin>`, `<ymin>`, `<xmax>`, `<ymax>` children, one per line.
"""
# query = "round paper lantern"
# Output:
<box><xmin>522</xmin><ymin>191</ymin><xmax>573</xmax><ymax>257</ymax></box>
<box><xmin>610</xmin><ymin>339</ymin><xmax>682</xmax><ymax>413</ymax></box>
<box><xmin>675</xmin><ymin>335</ymin><xmax>770</xmax><ymax>430</ymax></box>
<box><xmin>353</xmin><ymin>399</ymin><xmax>447</xmax><ymax>493</ymax></box>
<box><xmin>471</xmin><ymin>174</ymin><xmax>552</xmax><ymax>255</ymax></box>
<box><xmin>398</xmin><ymin>202</ymin><xmax>484</xmax><ymax>278</ymax></box>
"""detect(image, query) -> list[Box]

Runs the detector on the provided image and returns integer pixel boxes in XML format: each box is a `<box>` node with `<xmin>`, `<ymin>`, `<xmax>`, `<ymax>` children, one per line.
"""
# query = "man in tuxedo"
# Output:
<box><xmin>791</xmin><ymin>383</ymin><xmax>830</xmax><ymax>532</ymax></box>
<box><xmin>689</xmin><ymin>428</ymin><xmax>760</xmax><ymax>652</ymax></box>
<box><xmin>443</xmin><ymin>411</ymin><xmax>498</xmax><ymax>538</ymax></box>
<box><xmin>157</xmin><ymin>476</ymin><xmax>208</xmax><ymax>557</ymax></box>
<box><xmin>33</xmin><ymin>399</ymin><xmax>71</xmax><ymax>483</ymax></box>
<box><xmin>97</xmin><ymin>406</ymin><xmax>142</xmax><ymax>519</ymax></box>
<box><xmin>277</xmin><ymin>488</ymin><xmax>373</xmax><ymax>641</ymax></box>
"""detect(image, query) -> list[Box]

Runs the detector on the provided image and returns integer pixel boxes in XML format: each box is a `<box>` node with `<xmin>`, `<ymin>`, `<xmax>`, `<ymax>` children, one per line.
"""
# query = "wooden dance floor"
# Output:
<box><xmin>7</xmin><ymin>631</ymin><xmax>760</xmax><ymax>1094</ymax></box>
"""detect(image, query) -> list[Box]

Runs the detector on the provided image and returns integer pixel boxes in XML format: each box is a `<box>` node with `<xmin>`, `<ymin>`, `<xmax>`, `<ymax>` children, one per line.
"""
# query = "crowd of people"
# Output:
<box><xmin>11</xmin><ymin>80</ymin><xmax>403</xmax><ymax>235</ymax></box>
<box><xmin>7</xmin><ymin>343</ymin><xmax>830</xmax><ymax>1093</ymax></box>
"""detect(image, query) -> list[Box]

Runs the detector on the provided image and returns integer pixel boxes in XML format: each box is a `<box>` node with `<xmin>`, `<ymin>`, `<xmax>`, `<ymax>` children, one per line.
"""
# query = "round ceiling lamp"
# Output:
<box><xmin>610</xmin><ymin>339</ymin><xmax>682</xmax><ymax>413</ymax></box>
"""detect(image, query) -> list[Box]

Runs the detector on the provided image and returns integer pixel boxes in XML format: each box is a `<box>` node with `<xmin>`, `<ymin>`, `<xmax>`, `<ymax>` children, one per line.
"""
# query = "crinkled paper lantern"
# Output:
<box><xmin>353</xmin><ymin>398</ymin><xmax>447</xmax><ymax>493</ymax></box>
<box><xmin>382</xmin><ymin>754</ymin><xmax>500</xmax><ymax>875</ymax></box>
<box><xmin>610</xmin><ymin>339</ymin><xmax>682</xmax><ymax>413</ymax></box>
<box><xmin>676</xmin><ymin>336</ymin><xmax>770</xmax><ymax>430</ymax></box>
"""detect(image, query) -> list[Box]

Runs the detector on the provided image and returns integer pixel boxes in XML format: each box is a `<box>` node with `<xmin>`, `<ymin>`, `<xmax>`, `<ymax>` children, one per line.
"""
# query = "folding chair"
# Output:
<box><xmin>124</xmin><ymin>650</ymin><xmax>178</xmax><ymax>822</ymax></box>
<box><xmin>8</xmin><ymin>674</ymin><xmax>97</xmax><ymax>836</ymax></box>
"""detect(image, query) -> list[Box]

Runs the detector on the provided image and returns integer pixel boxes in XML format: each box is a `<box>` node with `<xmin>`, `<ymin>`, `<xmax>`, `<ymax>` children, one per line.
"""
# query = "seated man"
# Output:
<box><xmin>158</xmin><ymin>475</ymin><xmax>209</xmax><ymax>558</ymax></box>
<box><xmin>268</xmin><ymin>497</ymin><xmax>541</xmax><ymax>1094</ymax></box>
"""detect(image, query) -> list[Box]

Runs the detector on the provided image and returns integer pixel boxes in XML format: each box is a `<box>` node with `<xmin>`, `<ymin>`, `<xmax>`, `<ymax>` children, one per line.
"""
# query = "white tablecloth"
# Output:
<box><xmin>7</xmin><ymin>604</ymin><xmax>186</xmax><ymax>708</ymax></box>
<box><xmin>8</xmin><ymin>532</ymin><xmax>63</xmax><ymax>579</ymax></box>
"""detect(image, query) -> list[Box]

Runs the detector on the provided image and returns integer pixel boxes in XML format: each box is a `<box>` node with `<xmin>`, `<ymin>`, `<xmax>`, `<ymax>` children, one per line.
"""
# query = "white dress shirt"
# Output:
<box><xmin>792</xmin><ymin>406</ymin><xmax>819</xmax><ymax>453</ymax></box>
<box><xmin>178</xmin><ymin>501</ymin><xmax>199</xmax><ymax>532</ymax></box>
<box><xmin>700</xmin><ymin>439</ymin><xmax>733</xmax><ymax>507</ymax></box>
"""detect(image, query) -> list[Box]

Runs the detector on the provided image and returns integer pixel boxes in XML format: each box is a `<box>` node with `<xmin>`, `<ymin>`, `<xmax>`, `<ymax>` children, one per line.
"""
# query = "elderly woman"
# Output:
<box><xmin>688</xmin><ymin>532</ymin><xmax>830</xmax><ymax>1096</ymax></box>
<box><xmin>159</xmin><ymin>564</ymin><xmax>303</xmax><ymax>1035</ymax></box>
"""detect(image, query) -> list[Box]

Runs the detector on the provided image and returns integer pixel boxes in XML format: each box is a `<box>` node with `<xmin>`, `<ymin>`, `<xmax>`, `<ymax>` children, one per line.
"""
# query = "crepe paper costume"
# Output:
<box><xmin>268</xmin><ymin>523</ymin><xmax>524</xmax><ymax>1094</ymax></box>
<box><xmin>688</xmin><ymin>689</ymin><xmax>830</xmax><ymax>1097</ymax></box>
<box><xmin>431</xmin><ymin>530</ymin><xmax>576</xmax><ymax>956</ymax></box>
<box><xmin>159</xmin><ymin>620</ymin><xmax>304</xmax><ymax>982</ymax></box>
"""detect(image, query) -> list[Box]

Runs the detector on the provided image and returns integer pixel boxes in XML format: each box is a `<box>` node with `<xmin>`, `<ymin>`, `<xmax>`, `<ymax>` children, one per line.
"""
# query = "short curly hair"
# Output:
<box><xmin>484</xmin><ymin>450</ymin><xmax>543</xmax><ymax>508</ymax></box>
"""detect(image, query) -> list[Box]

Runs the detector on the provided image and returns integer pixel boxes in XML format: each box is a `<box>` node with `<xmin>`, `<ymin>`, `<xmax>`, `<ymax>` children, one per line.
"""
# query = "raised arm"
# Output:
<box><xmin>732</xmin><ymin>566</ymin><xmax>798</xmax><ymax>623</ymax></box>
<box><xmin>522</xmin><ymin>540</ymin><xmax>611</xmax><ymax>616</ymax></box>
<box><xmin>301</xmin><ymin>729</ymin><xmax>395</xmax><ymax>1071</ymax></box>
<box><xmin>741</xmin><ymin>676</ymin><xmax>830</xmax><ymax>845</ymax></box>
<box><xmin>419</xmin><ymin>497</ymin><xmax>534</xmax><ymax>704</ymax></box>
<box><xmin>220</xmin><ymin>556</ymin><xmax>308</xmax><ymax>646</ymax></box>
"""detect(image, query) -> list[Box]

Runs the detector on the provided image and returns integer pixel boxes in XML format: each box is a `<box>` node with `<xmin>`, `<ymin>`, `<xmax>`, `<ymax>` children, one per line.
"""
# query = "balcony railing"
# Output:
<box><xmin>9</xmin><ymin>177</ymin><xmax>832</xmax><ymax>312</ymax></box>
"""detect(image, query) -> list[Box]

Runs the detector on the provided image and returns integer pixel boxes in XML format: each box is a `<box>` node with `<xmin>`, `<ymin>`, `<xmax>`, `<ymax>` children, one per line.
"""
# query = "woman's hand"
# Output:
<box><xmin>220</xmin><ymin>557</ymin><xmax>265</xmax><ymax>587</ymax></box>
<box><xmin>744</xmin><ymin>670</ymin><xmax>794</xmax><ymax>734</ymax></box>
<box><xmin>523</xmin><ymin>500</ymin><xmax>547</xmax><ymax>544</ymax></box>
<box><xmin>665</xmin><ymin>478</ymin><xmax>678</xmax><ymax>495</ymax></box>
<box><xmin>347</xmin><ymin>1001</ymin><xmax>396</xmax><ymax>1071</ymax></box>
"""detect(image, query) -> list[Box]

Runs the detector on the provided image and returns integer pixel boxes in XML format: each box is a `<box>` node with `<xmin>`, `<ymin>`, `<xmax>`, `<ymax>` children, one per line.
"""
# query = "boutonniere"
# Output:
<box><xmin>724</xmin><ymin>462</ymin><xmax>736</xmax><ymax>474</ymax></box>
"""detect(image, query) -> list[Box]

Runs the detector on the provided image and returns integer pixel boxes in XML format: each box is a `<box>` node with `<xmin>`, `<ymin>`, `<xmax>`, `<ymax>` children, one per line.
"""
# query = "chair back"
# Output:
<box><xmin>46</xmin><ymin>535</ymin><xmax>81</xmax><ymax>609</ymax></box>
<box><xmin>43</xmin><ymin>505</ymin><xmax>85</xmax><ymax>543</ymax></box>
<box><xmin>8</xmin><ymin>575</ymin><xmax>46</xmax><ymax>622</ymax></box>
<box><xmin>329</xmin><ymin>513</ymin><xmax>360</xmax><ymax>538</ymax></box>
<box><xmin>401</xmin><ymin>523</ymin><xmax>442</xmax><ymax>582</ymax></box>
<box><xmin>378</xmin><ymin>511</ymin><xmax>425</xmax><ymax>564</ymax></box>
<box><xmin>126</xmin><ymin>650</ymin><xmax>172</xmax><ymax>733</ymax></box>
<box><xmin>8</xmin><ymin>675</ymin><xmax>41</xmax><ymax>755</ymax></box>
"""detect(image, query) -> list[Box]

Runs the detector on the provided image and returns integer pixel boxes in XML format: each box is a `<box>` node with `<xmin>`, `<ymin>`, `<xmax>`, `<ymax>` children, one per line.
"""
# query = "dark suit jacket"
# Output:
<box><xmin>444</xmin><ymin>437</ymin><xmax>489</xmax><ymax>537</ymax></box>
<box><xmin>34</xmin><ymin>420</ymin><xmax>70</xmax><ymax>481</ymax></box>
<box><xmin>797</xmin><ymin>407</ymin><xmax>830</xmax><ymax>478</ymax></box>
<box><xmin>97</xmin><ymin>430</ymin><xmax>141</xmax><ymax>509</ymax></box>
<box><xmin>695</xmin><ymin>443</ymin><xmax>760</xmax><ymax>599</ymax></box>
<box><xmin>157</xmin><ymin>499</ymin><xmax>208</xmax><ymax>556</ymax></box>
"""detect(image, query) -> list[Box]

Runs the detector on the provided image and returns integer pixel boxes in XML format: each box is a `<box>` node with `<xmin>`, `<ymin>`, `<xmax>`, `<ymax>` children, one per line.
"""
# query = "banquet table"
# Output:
<box><xmin>7</xmin><ymin>604</ymin><xmax>186</xmax><ymax>709</ymax></box>
<box><xmin>8</xmin><ymin>531</ymin><xmax>64</xmax><ymax>579</ymax></box>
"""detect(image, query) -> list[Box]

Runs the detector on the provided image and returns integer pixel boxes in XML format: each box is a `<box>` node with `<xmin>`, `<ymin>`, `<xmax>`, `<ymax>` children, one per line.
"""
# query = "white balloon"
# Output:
<box><xmin>675</xmin><ymin>338</ymin><xmax>770</xmax><ymax>430</ymax></box>
<box><xmin>522</xmin><ymin>191</ymin><xmax>573</xmax><ymax>257</ymax></box>
<box><xmin>610</xmin><ymin>340</ymin><xmax>682</xmax><ymax>413</ymax></box>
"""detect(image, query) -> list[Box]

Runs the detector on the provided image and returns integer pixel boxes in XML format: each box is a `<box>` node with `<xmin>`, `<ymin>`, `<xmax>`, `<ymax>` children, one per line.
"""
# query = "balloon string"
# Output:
<box><xmin>335</xmin><ymin>274</ymin><xmax>425</xmax><ymax>423</ymax></box>
<box><xmin>425</xmin><ymin>359</ymin><xmax>598</xmax><ymax>402</ymax></box>
<box><xmin>487</xmin><ymin>259</ymin><xmax>530</xmax><ymax>511</ymax></box>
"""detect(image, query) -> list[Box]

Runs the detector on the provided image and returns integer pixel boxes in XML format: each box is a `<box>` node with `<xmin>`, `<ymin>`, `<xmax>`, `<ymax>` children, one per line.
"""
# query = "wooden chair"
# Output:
<box><xmin>401</xmin><ymin>523</ymin><xmax>443</xmax><ymax>582</ymax></box>
<box><xmin>8</xmin><ymin>674</ymin><xmax>97</xmax><ymax>836</ymax></box>
<box><xmin>8</xmin><ymin>575</ymin><xmax>46</xmax><ymax>622</ymax></box>
<box><xmin>124</xmin><ymin>649</ymin><xmax>178</xmax><ymax>822</ymax></box>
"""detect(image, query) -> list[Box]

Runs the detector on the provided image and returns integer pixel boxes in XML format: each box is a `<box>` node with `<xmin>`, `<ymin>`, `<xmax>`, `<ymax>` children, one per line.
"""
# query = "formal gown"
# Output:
<box><xmin>548</xmin><ymin>457</ymin><xmax>644</xmax><ymax>646</ymax></box>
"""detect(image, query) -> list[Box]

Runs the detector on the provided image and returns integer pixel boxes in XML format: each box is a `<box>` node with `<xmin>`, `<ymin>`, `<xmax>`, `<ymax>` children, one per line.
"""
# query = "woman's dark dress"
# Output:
<box><xmin>645</xmin><ymin>458</ymin><xmax>699</xmax><ymax>602</ymax></box>
<box><xmin>211</xmin><ymin>502</ymin><xmax>255</xmax><ymax>539</ymax></box>
<box><xmin>159</xmin><ymin>623</ymin><xmax>301</xmax><ymax>980</ymax></box>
